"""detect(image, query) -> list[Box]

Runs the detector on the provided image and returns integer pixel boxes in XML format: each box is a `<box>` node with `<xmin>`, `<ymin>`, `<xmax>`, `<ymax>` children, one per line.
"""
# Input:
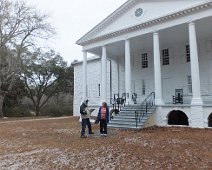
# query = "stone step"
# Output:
<box><xmin>108</xmin><ymin>104</ymin><xmax>156</xmax><ymax>129</ymax></box>
<box><xmin>111</xmin><ymin>116</ymin><xmax>136</xmax><ymax>120</ymax></box>
<box><xmin>119</xmin><ymin>111</ymin><xmax>138</xmax><ymax>114</ymax></box>
<box><xmin>114</xmin><ymin>112</ymin><xmax>152</xmax><ymax>118</ymax></box>
<box><xmin>111</xmin><ymin>117</ymin><xmax>148</xmax><ymax>122</ymax></box>
<box><xmin>110</xmin><ymin>119</ymin><xmax>136</xmax><ymax>123</ymax></box>
<box><xmin>110</xmin><ymin>114</ymin><xmax>151</xmax><ymax>121</ymax></box>
<box><xmin>109</xmin><ymin>120</ymin><xmax>145</xmax><ymax>126</ymax></box>
<box><xmin>123</xmin><ymin>105</ymin><xmax>155</xmax><ymax>108</ymax></box>
<box><xmin>108</xmin><ymin>124</ymin><xmax>144</xmax><ymax>129</ymax></box>
<box><xmin>121</xmin><ymin>108</ymin><xmax>142</xmax><ymax>111</ymax></box>
<box><xmin>114</xmin><ymin>114</ymin><xmax>151</xmax><ymax>119</ymax></box>
<box><xmin>120</xmin><ymin>108</ymin><xmax>156</xmax><ymax>112</ymax></box>
<box><xmin>119</xmin><ymin>111</ymin><xmax>148</xmax><ymax>115</ymax></box>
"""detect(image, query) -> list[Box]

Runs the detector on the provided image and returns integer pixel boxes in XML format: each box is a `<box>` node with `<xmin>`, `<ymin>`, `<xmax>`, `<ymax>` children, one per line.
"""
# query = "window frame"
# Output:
<box><xmin>186</xmin><ymin>45</ymin><xmax>190</xmax><ymax>62</ymax></box>
<box><xmin>141</xmin><ymin>52</ymin><xmax>148</xmax><ymax>68</ymax></box>
<box><xmin>162</xmin><ymin>48</ymin><xmax>170</xmax><ymax>65</ymax></box>
<box><xmin>98</xmin><ymin>84</ymin><xmax>101</xmax><ymax>97</ymax></box>
<box><xmin>142</xmin><ymin>79</ymin><xmax>146</xmax><ymax>95</ymax></box>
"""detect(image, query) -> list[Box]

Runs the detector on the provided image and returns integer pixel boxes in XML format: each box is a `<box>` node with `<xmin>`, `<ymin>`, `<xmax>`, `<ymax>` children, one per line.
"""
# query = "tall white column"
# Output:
<box><xmin>153</xmin><ymin>32</ymin><xmax>164</xmax><ymax>105</ymax></box>
<box><xmin>101</xmin><ymin>45</ymin><xmax>107</xmax><ymax>102</ymax></box>
<box><xmin>188</xmin><ymin>22</ymin><xmax>203</xmax><ymax>105</ymax></box>
<box><xmin>125</xmin><ymin>39</ymin><xmax>132</xmax><ymax>104</ymax></box>
<box><xmin>82</xmin><ymin>50</ymin><xmax>87</xmax><ymax>100</ymax></box>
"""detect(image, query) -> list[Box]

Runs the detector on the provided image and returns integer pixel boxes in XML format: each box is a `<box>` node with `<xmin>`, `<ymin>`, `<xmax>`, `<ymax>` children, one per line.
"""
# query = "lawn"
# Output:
<box><xmin>0</xmin><ymin>117</ymin><xmax>211</xmax><ymax>169</ymax></box>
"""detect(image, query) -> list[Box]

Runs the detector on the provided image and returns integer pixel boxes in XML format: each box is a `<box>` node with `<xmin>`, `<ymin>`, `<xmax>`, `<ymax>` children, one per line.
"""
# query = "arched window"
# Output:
<box><xmin>168</xmin><ymin>110</ymin><xmax>189</xmax><ymax>126</ymax></box>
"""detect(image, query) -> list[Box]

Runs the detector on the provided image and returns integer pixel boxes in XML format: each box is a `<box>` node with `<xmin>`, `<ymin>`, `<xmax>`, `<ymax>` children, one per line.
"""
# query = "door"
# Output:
<box><xmin>162</xmin><ymin>78</ymin><xmax>172</xmax><ymax>104</ymax></box>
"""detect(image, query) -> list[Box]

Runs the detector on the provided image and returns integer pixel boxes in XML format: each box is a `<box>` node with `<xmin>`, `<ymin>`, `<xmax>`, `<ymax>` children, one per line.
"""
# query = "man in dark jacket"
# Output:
<box><xmin>80</xmin><ymin>99</ymin><xmax>94</xmax><ymax>138</ymax></box>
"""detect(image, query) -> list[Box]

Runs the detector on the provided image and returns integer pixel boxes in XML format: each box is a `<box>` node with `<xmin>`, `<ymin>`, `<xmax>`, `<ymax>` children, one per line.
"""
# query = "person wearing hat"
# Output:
<box><xmin>80</xmin><ymin>99</ymin><xmax>94</xmax><ymax>138</ymax></box>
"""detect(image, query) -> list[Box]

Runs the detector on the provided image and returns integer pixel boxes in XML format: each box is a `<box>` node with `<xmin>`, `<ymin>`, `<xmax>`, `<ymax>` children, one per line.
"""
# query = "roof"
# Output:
<box><xmin>76</xmin><ymin>0</ymin><xmax>134</xmax><ymax>45</ymax></box>
<box><xmin>76</xmin><ymin>0</ymin><xmax>212</xmax><ymax>46</ymax></box>
<box><xmin>72</xmin><ymin>56</ymin><xmax>101</xmax><ymax>66</ymax></box>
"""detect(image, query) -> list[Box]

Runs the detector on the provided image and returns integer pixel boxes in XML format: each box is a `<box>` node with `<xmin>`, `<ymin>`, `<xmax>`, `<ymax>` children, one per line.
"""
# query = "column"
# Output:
<box><xmin>153</xmin><ymin>32</ymin><xmax>164</xmax><ymax>105</ymax></box>
<box><xmin>82</xmin><ymin>50</ymin><xmax>87</xmax><ymax>100</ymax></box>
<box><xmin>125</xmin><ymin>39</ymin><xmax>132</xmax><ymax>104</ymax></box>
<box><xmin>188</xmin><ymin>22</ymin><xmax>203</xmax><ymax>105</ymax></box>
<box><xmin>101</xmin><ymin>45</ymin><xmax>107</xmax><ymax>102</ymax></box>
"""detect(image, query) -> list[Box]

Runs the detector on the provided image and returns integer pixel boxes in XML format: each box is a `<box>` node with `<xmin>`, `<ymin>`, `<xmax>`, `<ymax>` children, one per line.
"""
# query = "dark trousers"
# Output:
<box><xmin>81</xmin><ymin>118</ymin><xmax>92</xmax><ymax>136</ymax></box>
<box><xmin>100</xmin><ymin>119</ymin><xmax>107</xmax><ymax>134</ymax></box>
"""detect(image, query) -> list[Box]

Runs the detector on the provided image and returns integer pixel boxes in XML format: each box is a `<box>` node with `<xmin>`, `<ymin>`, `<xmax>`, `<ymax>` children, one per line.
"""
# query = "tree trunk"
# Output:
<box><xmin>35</xmin><ymin>104</ymin><xmax>40</xmax><ymax>116</ymax></box>
<box><xmin>35</xmin><ymin>95</ymin><xmax>42</xmax><ymax>116</ymax></box>
<box><xmin>0</xmin><ymin>95</ymin><xmax>5</xmax><ymax>118</ymax></box>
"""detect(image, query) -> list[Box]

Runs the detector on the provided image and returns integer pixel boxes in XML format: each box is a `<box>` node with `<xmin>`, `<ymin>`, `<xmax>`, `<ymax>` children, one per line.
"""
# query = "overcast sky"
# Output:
<box><xmin>25</xmin><ymin>0</ymin><xmax>128</xmax><ymax>64</ymax></box>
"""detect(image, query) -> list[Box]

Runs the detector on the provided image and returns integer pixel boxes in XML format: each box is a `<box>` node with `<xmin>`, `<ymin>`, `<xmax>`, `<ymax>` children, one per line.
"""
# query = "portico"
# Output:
<box><xmin>75</xmin><ymin>0</ymin><xmax>212</xmax><ymax>128</ymax></box>
<box><xmin>81</xmin><ymin>20</ymin><xmax>210</xmax><ymax>105</ymax></box>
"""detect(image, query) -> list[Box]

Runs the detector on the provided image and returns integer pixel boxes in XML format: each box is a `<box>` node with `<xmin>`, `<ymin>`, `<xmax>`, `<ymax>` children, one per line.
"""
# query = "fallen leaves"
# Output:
<box><xmin>0</xmin><ymin>117</ymin><xmax>211</xmax><ymax>169</ymax></box>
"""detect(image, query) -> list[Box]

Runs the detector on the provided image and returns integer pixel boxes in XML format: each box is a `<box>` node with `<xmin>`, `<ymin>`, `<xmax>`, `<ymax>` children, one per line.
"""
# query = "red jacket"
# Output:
<box><xmin>97</xmin><ymin>106</ymin><xmax>109</xmax><ymax>123</ymax></box>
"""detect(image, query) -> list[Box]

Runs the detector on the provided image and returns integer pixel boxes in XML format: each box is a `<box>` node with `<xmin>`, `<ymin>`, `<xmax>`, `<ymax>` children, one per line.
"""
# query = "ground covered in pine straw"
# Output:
<box><xmin>0</xmin><ymin>116</ymin><xmax>211</xmax><ymax>170</ymax></box>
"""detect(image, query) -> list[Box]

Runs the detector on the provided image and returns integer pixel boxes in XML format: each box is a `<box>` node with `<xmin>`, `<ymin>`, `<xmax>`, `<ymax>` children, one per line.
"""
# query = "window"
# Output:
<box><xmin>162</xmin><ymin>49</ymin><xmax>170</xmax><ymax>65</ymax></box>
<box><xmin>142</xmin><ymin>80</ymin><xmax>145</xmax><ymax>95</ymax></box>
<box><xmin>186</xmin><ymin>45</ymin><xmax>190</xmax><ymax>62</ymax></box>
<box><xmin>188</xmin><ymin>75</ymin><xmax>192</xmax><ymax>93</ymax></box>
<box><xmin>141</xmin><ymin>53</ymin><xmax>148</xmax><ymax>68</ymax></box>
<box><xmin>98</xmin><ymin>84</ymin><xmax>101</xmax><ymax>97</ymax></box>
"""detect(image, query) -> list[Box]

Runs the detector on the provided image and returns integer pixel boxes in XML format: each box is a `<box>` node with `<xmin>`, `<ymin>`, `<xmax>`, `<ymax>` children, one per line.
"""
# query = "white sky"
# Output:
<box><xmin>25</xmin><ymin>0</ymin><xmax>128</xmax><ymax>64</ymax></box>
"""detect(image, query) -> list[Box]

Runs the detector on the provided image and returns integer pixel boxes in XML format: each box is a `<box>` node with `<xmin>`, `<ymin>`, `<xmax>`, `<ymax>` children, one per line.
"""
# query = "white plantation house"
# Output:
<box><xmin>74</xmin><ymin>0</ymin><xmax>212</xmax><ymax>128</ymax></box>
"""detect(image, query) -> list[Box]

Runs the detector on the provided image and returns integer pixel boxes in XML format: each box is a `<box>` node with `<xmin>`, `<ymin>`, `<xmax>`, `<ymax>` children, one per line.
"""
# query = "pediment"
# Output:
<box><xmin>77</xmin><ymin>0</ymin><xmax>210</xmax><ymax>45</ymax></box>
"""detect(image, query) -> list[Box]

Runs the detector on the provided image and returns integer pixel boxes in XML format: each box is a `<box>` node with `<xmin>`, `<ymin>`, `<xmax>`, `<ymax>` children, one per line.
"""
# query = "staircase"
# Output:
<box><xmin>108</xmin><ymin>92</ymin><xmax>156</xmax><ymax>129</ymax></box>
<box><xmin>108</xmin><ymin>105</ymin><xmax>156</xmax><ymax>129</ymax></box>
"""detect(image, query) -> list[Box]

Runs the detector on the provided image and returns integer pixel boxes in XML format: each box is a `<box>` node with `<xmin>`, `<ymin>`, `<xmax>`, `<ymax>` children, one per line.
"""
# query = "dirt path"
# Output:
<box><xmin>0</xmin><ymin>117</ymin><xmax>211</xmax><ymax>170</ymax></box>
<box><xmin>0</xmin><ymin>116</ymin><xmax>71</xmax><ymax>124</ymax></box>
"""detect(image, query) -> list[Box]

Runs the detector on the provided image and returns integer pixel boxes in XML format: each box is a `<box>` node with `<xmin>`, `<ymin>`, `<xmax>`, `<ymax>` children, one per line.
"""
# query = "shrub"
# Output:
<box><xmin>4</xmin><ymin>106</ymin><xmax>33</xmax><ymax>117</ymax></box>
<box><xmin>41</xmin><ymin>104</ymin><xmax>73</xmax><ymax>117</ymax></box>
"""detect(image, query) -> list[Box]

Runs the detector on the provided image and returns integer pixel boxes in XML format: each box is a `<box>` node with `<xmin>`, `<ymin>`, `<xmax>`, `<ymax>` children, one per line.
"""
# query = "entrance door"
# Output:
<box><xmin>162</xmin><ymin>78</ymin><xmax>172</xmax><ymax>104</ymax></box>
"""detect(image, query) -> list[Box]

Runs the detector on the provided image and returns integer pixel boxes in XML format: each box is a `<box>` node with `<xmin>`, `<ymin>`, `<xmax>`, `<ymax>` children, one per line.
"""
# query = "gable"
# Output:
<box><xmin>96</xmin><ymin>0</ymin><xmax>208</xmax><ymax>37</ymax></box>
<box><xmin>77</xmin><ymin>0</ymin><xmax>210</xmax><ymax>45</ymax></box>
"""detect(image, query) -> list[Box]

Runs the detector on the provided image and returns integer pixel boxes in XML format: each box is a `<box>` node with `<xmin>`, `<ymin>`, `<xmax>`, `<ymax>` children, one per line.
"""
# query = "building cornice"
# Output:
<box><xmin>77</xmin><ymin>1</ymin><xmax>212</xmax><ymax>46</ymax></box>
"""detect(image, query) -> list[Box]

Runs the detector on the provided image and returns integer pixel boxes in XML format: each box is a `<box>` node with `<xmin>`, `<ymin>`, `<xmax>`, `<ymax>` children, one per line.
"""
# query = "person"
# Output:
<box><xmin>80</xmin><ymin>99</ymin><xmax>94</xmax><ymax>138</ymax></box>
<box><xmin>96</xmin><ymin>102</ymin><xmax>109</xmax><ymax>136</ymax></box>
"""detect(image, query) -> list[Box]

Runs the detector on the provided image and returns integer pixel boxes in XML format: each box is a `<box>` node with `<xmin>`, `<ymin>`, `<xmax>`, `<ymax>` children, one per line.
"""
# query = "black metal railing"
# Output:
<box><xmin>112</xmin><ymin>93</ymin><xmax>126</xmax><ymax>112</ymax></box>
<box><xmin>135</xmin><ymin>92</ymin><xmax>155</xmax><ymax>128</ymax></box>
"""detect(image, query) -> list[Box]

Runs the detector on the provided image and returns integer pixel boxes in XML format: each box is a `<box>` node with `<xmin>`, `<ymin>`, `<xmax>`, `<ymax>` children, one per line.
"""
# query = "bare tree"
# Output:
<box><xmin>0</xmin><ymin>0</ymin><xmax>55</xmax><ymax>117</ymax></box>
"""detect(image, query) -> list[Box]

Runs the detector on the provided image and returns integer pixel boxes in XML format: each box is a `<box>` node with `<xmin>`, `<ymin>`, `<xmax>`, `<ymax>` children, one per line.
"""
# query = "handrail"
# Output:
<box><xmin>135</xmin><ymin>92</ymin><xmax>155</xmax><ymax>128</ymax></box>
<box><xmin>112</xmin><ymin>93</ymin><xmax>126</xmax><ymax>112</ymax></box>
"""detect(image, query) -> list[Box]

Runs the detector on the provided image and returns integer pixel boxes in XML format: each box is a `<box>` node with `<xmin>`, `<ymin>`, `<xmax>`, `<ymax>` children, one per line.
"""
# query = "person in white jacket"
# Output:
<box><xmin>80</xmin><ymin>99</ymin><xmax>94</xmax><ymax>138</ymax></box>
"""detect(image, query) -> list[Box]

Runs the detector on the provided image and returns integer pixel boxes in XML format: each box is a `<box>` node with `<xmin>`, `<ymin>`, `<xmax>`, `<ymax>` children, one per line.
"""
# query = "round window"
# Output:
<box><xmin>135</xmin><ymin>8</ymin><xmax>143</xmax><ymax>17</ymax></box>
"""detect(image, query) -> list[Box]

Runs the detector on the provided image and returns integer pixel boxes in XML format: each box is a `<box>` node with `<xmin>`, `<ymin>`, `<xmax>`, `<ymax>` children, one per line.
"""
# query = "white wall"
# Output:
<box><xmin>73</xmin><ymin>58</ymin><xmax>119</xmax><ymax>116</ymax></box>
